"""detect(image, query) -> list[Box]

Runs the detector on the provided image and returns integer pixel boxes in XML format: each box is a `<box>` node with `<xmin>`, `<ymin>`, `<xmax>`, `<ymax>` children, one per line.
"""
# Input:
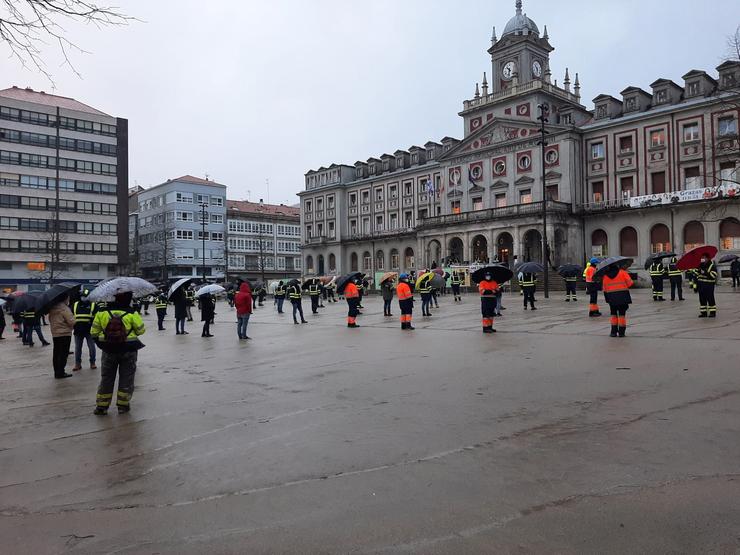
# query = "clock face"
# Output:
<box><xmin>502</xmin><ymin>61</ymin><xmax>515</xmax><ymax>80</ymax></box>
<box><xmin>532</xmin><ymin>60</ymin><xmax>542</xmax><ymax>78</ymax></box>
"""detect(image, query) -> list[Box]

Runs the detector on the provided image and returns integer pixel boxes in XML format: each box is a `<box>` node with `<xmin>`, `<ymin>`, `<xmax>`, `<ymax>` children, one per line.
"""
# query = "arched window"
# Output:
<box><xmin>591</xmin><ymin>229</ymin><xmax>608</xmax><ymax>257</ymax></box>
<box><xmin>390</xmin><ymin>249</ymin><xmax>400</xmax><ymax>270</ymax></box>
<box><xmin>619</xmin><ymin>226</ymin><xmax>638</xmax><ymax>257</ymax></box>
<box><xmin>376</xmin><ymin>250</ymin><xmax>385</xmax><ymax>271</ymax></box>
<box><xmin>683</xmin><ymin>221</ymin><xmax>705</xmax><ymax>251</ymax></box>
<box><xmin>650</xmin><ymin>224</ymin><xmax>671</xmax><ymax>254</ymax></box>
<box><xmin>720</xmin><ymin>217</ymin><xmax>740</xmax><ymax>250</ymax></box>
<box><xmin>362</xmin><ymin>251</ymin><xmax>371</xmax><ymax>271</ymax></box>
<box><xmin>328</xmin><ymin>253</ymin><xmax>336</xmax><ymax>272</ymax></box>
<box><xmin>306</xmin><ymin>255</ymin><xmax>314</xmax><ymax>273</ymax></box>
<box><xmin>404</xmin><ymin>247</ymin><xmax>415</xmax><ymax>270</ymax></box>
<box><xmin>350</xmin><ymin>252</ymin><xmax>358</xmax><ymax>272</ymax></box>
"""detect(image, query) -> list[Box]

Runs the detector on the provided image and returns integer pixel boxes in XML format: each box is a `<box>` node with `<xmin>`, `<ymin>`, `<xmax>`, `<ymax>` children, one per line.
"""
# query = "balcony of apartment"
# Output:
<box><xmin>417</xmin><ymin>201</ymin><xmax>572</xmax><ymax>230</ymax></box>
<box><xmin>305</xmin><ymin>235</ymin><xmax>328</xmax><ymax>245</ymax></box>
<box><xmin>461</xmin><ymin>80</ymin><xmax>581</xmax><ymax>113</ymax></box>
<box><xmin>304</xmin><ymin>212</ymin><xmax>313</xmax><ymax>222</ymax></box>
<box><xmin>345</xmin><ymin>226</ymin><xmax>416</xmax><ymax>243</ymax></box>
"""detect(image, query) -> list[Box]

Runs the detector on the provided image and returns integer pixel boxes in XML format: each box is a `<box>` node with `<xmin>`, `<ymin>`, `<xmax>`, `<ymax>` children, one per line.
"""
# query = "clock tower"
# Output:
<box><xmin>488</xmin><ymin>0</ymin><xmax>554</xmax><ymax>93</ymax></box>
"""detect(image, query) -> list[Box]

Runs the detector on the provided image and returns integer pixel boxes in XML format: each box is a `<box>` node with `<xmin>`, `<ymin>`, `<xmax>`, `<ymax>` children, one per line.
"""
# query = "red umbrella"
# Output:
<box><xmin>676</xmin><ymin>245</ymin><xmax>718</xmax><ymax>271</ymax></box>
<box><xmin>432</xmin><ymin>268</ymin><xmax>444</xmax><ymax>276</ymax></box>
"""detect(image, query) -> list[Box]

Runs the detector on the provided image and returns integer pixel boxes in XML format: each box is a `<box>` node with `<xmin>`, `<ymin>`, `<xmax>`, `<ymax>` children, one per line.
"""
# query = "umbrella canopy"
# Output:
<box><xmin>415</xmin><ymin>272</ymin><xmax>435</xmax><ymax>289</ymax></box>
<box><xmin>196</xmin><ymin>284</ymin><xmax>225</xmax><ymax>297</ymax></box>
<box><xmin>36</xmin><ymin>282</ymin><xmax>80</xmax><ymax>315</ymax></box>
<box><xmin>594</xmin><ymin>256</ymin><xmax>633</xmax><ymax>279</ymax></box>
<box><xmin>558</xmin><ymin>264</ymin><xmax>582</xmax><ymax>278</ymax></box>
<box><xmin>517</xmin><ymin>262</ymin><xmax>545</xmax><ymax>274</ymax></box>
<box><xmin>11</xmin><ymin>290</ymin><xmax>43</xmax><ymax>315</ymax></box>
<box><xmin>286</xmin><ymin>278</ymin><xmax>300</xmax><ymax>288</ymax></box>
<box><xmin>644</xmin><ymin>252</ymin><xmax>676</xmax><ymax>270</ymax></box>
<box><xmin>336</xmin><ymin>272</ymin><xmax>362</xmax><ymax>294</ymax></box>
<box><xmin>432</xmin><ymin>268</ymin><xmax>445</xmax><ymax>276</ymax></box>
<box><xmin>471</xmin><ymin>265</ymin><xmax>514</xmax><ymax>284</ymax></box>
<box><xmin>430</xmin><ymin>274</ymin><xmax>446</xmax><ymax>289</ymax></box>
<box><xmin>301</xmin><ymin>278</ymin><xmax>320</xmax><ymax>290</ymax></box>
<box><xmin>379</xmin><ymin>272</ymin><xmax>397</xmax><ymax>284</ymax></box>
<box><xmin>676</xmin><ymin>245</ymin><xmax>719</xmax><ymax>271</ymax></box>
<box><xmin>319</xmin><ymin>276</ymin><xmax>335</xmax><ymax>285</ymax></box>
<box><xmin>167</xmin><ymin>277</ymin><xmax>193</xmax><ymax>299</ymax></box>
<box><xmin>719</xmin><ymin>254</ymin><xmax>739</xmax><ymax>263</ymax></box>
<box><xmin>88</xmin><ymin>277</ymin><xmax>159</xmax><ymax>302</ymax></box>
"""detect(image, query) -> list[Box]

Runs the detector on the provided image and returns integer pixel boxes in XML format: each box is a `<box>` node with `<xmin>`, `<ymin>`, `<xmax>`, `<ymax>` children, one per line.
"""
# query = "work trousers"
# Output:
<box><xmin>651</xmin><ymin>276</ymin><xmax>664</xmax><ymax>300</ymax></box>
<box><xmin>310</xmin><ymin>295</ymin><xmax>320</xmax><ymax>313</ymax></box>
<box><xmin>96</xmin><ymin>351</ymin><xmax>138</xmax><ymax>409</ymax></box>
<box><xmin>697</xmin><ymin>283</ymin><xmax>716</xmax><ymax>316</ymax></box>
<box><xmin>732</xmin><ymin>274</ymin><xmax>739</xmax><ymax>287</ymax></box>
<box><xmin>480</xmin><ymin>296</ymin><xmax>496</xmax><ymax>330</ymax></box>
<box><xmin>291</xmin><ymin>300</ymin><xmax>305</xmax><ymax>323</ymax></box>
<box><xmin>669</xmin><ymin>276</ymin><xmax>684</xmax><ymax>301</ymax></box>
<box><xmin>52</xmin><ymin>336</ymin><xmax>72</xmax><ymax>377</ymax></box>
<box><xmin>608</xmin><ymin>303</ymin><xmax>629</xmax><ymax>336</ymax></box>
<box><xmin>451</xmin><ymin>284</ymin><xmax>461</xmax><ymax>299</ymax></box>
<box><xmin>565</xmin><ymin>281</ymin><xmax>577</xmax><ymax>300</ymax></box>
<box><xmin>74</xmin><ymin>333</ymin><xmax>96</xmax><ymax>366</ymax></box>
<box><xmin>522</xmin><ymin>286</ymin><xmax>536</xmax><ymax>308</ymax></box>
<box><xmin>156</xmin><ymin>309</ymin><xmax>166</xmax><ymax>330</ymax></box>
<box><xmin>346</xmin><ymin>298</ymin><xmax>360</xmax><ymax>326</ymax></box>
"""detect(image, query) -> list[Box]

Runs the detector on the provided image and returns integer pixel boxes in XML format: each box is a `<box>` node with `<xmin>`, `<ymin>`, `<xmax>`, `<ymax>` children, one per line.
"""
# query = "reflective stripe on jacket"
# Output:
<box><xmin>344</xmin><ymin>282</ymin><xmax>359</xmax><ymax>299</ymax></box>
<box><xmin>696</xmin><ymin>262</ymin><xmax>718</xmax><ymax>284</ymax></box>
<box><xmin>602</xmin><ymin>270</ymin><xmax>634</xmax><ymax>293</ymax></box>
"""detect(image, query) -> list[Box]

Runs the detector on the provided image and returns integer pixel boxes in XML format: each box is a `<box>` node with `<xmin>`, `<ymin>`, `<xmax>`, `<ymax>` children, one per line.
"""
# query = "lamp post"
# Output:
<box><xmin>199</xmin><ymin>202</ymin><xmax>208</xmax><ymax>282</ymax></box>
<box><xmin>537</xmin><ymin>103</ymin><xmax>550</xmax><ymax>299</ymax></box>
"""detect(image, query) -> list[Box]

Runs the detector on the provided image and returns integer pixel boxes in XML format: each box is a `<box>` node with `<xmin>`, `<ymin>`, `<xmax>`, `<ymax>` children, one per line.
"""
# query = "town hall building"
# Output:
<box><xmin>298</xmin><ymin>1</ymin><xmax>740</xmax><ymax>282</ymax></box>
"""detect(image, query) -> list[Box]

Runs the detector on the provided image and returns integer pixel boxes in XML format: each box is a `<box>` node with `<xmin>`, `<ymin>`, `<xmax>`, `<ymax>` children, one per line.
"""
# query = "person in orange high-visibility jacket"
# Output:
<box><xmin>478</xmin><ymin>272</ymin><xmax>499</xmax><ymax>334</ymax></box>
<box><xmin>396</xmin><ymin>274</ymin><xmax>415</xmax><ymax>330</ymax></box>
<box><xmin>584</xmin><ymin>258</ymin><xmax>602</xmax><ymax>317</ymax></box>
<box><xmin>344</xmin><ymin>277</ymin><xmax>361</xmax><ymax>328</ymax></box>
<box><xmin>601</xmin><ymin>264</ymin><xmax>634</xmax><ymax>337</ymax></box>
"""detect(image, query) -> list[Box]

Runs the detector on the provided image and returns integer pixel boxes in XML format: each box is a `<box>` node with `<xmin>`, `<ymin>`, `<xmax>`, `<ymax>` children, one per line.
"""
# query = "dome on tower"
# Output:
<box><xmin>502</xmin><ymin>0</ymin><xmax>539</xmax><ymax>38</ymax></box>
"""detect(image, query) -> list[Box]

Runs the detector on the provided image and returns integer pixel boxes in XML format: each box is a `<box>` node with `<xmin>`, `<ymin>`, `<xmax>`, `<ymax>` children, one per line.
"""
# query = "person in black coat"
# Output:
<box><xmin>200</xmin><ymin>293</ymin><xmax>215</xmax><ymax>337</ymax></box>
<box><xmin>172</xmin><ymin>289</ymin><xmax>188</xmax><ymax>335</ymax></box>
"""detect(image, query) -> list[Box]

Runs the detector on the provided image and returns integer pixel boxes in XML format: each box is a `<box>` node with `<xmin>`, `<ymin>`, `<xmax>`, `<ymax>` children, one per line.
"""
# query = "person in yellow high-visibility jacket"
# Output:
<box><xmin>583</xmin><ymin>258</ymin><xmax>602</xmax><ymax>317</ymax></box>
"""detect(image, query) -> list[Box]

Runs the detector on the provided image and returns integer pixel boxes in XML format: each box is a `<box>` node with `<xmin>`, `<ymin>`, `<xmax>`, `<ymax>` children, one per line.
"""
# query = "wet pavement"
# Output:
<box><xmin>1</xmin><ymin>288</ymin><xmax>740</xmax><ymax>554</ymax></box>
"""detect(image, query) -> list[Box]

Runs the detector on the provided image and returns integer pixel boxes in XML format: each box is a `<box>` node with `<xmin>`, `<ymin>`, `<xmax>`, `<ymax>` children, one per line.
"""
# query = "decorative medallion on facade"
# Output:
<box><xmin>492</xmin><ymin>156</ymin><xmax>507</xmax><ymax>176</ymax></box>
<box><xmin>470</xmin><ymin>117</ymin><xmax>483</xmax><ymax>132</ymax></box>
<box><xmin>517</xmin><ymin>151</ymin><xmax>533</xmax><ymax>173</ymax></box>
<box><xmin>544</xmin><ymin>145</ymin><xmax>560</xmax><ymax>167</ymax></box>
<box><xmin>516</xmin><ymin>103</ymin><xmax>531</xmax><ymax>117</ymax></box>
<box><xmin>469</xmin><ymin>162</ymin><xmax>484</xmax><ymax>182</ymax></box>
<box><xmin>449</xmin><ymin>166</ymin><xmax>462</xmax><ymax>187</ymax></box>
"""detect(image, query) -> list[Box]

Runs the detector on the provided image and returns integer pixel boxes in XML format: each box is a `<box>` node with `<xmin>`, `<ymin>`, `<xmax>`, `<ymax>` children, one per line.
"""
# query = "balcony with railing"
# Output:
<box><xmin>345</xmin><ymin>226</ymin><xmax>416</xmax><ymax>242</ymax></box>
<box><xmin>417</xmin><ymin>201</ymin><xmax>572</xmax><ymax>229</ymax></box>
<box><xmin>462</xmin><ymin>80</ymin><xmax>582</xmax><ymax>113</ymax></box>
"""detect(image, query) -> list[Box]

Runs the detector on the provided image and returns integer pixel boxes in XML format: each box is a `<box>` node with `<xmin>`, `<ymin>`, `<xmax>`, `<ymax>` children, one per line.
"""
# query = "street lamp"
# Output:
<box><xmin>537</xmin><ymin>103</ymin><xmax>550</xmax><ymax>299</ymax></box>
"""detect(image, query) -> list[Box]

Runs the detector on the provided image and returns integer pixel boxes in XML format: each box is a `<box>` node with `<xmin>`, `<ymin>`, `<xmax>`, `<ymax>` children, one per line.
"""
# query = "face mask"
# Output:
<box><xmin>485</xmin><ymin>275</ymin><xmax>492</xmax><ymax>281</ymax></box>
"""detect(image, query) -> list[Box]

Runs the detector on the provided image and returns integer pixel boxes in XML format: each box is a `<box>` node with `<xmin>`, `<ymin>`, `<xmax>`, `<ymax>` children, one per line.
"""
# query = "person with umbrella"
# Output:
<box><xmin>599</xmin><ymin>257</ymin><xmax>634</xmax><ymax>337</ymax></box>
<box><xmin>48</xmin><ymin>294</ymin><xmax>76</xmax><ymax>379</ymax></box>
<box><xmin>274</xmin><ymin>280</ymin><xmax>286</xmax><ymax>314</ymax></box>
<box><xmin>558</xmin><ymin>264</ymin><xmax>581</xmax><ymax>302</ymax></box>
<box><xmin>326</xmin><ymin>278</ymin><xmax>337</xmax><ymax>303</ymax></box>
<box><xmin>199</xmin><ymin>293</ymin><xmax>215</xmax><ymax>337</ymax></box>
<box><xmin>172</xmin><ymin>288</ymin><xmax>188</xmax><ymax>335</ymax></box>
<box><xmin>91</xmin><ymin>291</ymin><xmax>146</xmax><ymax>415</ymax></box>
<box><xmin>417</xmin><ymin>273</ymin><xmax>433</xmax><ymax>317</ymax></box>
<box><xmin>696</xmin><ymin>253</ymin><xmax>718</xmax><ymax>317</ymax></box>
<box><xmin>307</xmin><ymin>279</ymin><xmax>321</xmax><ymax>314</ymax></box>
<box><xmin>234</xmin><ymin>281</ymin><xmax>253</xmax><ymax>339</ymax></box>
<box><xmin>450</xmin><ymin>270</ymin><xmax>463</xmax><ymax>302</ymax></box>
<box><xmin>380</xmin><ymin>274</ymin><xmax>395</xmax><ymax>317</ymax></box>
<box><xmin>287</xmin><ymin>280</ymin><xmax>307</xmax><ymax>324</ymax></box>
<box><xmin>648</xmin><ymin>257</ymin><xmax>668</xmax><ymax>301</ymax></box>
<box><xmin>584</xmin><ymin>258</ymin><xmax>602</xmax><ymax>317</ymax></box>
<box><xmin>666</xmin><ymin>256</ymin><xmax>684</xmax><ymax>301</ymax></box>
<box><xmin>343</xmin><ymin>275</ymin><xmax>361</xmax><ymax>328</ymax></box>
<box><xmin>397</xmin><ymin>273</ymin><xmax>414</xmax><ymax>330</ymax></box>
<box><xmin>476</xmin><ymin>269</ymin><xmax>501</xmax><ymax>334</ymax></box>
<box><xmin>20</xmin><ymin>295</ymin><xmax>50</xmax><ymax>347</ymax></box>
<box><xmin>155</xmin><ymin>289</ymin><xmax>168</xmax><ymax>331</ymax></box>
<box><xmin>72</xmin><ymin>288</ymin><xmax>97</xmax><ymax>371</ymax></box>
<box><xmin>520</xmin><ymin>272</ymin><xmax>537</xmax><ymax>310</ymax></box>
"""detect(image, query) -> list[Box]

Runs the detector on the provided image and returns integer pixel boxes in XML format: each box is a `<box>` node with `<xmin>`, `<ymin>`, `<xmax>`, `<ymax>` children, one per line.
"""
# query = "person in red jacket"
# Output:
<box><xmin>234</xmin><ymin>282</ymin><xmax>253</xmax><ymax>340</ymax></box>
<box><xmin>344</xmin><ymin>277</ymin><xmax>361</xmax><ymax>328</ymax></box>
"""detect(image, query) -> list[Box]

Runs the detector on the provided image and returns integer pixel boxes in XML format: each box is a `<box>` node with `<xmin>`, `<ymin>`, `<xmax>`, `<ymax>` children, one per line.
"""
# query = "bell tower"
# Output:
<box><xmin>488</xmin><ymin>0</ymin><xmax>553</xmax><ymax>93</ymax></box>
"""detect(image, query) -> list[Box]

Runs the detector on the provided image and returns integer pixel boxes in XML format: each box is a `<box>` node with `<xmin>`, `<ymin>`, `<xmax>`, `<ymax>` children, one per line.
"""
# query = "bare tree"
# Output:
<box><xmin>28</xmin><ymin>224</ymin><xmax>72</xmax><ymax>281</ymax></box>
<box><xmin>0</xmin><ymin>0</ymin><xmax>132</xmax><ymax>84</ymax></box>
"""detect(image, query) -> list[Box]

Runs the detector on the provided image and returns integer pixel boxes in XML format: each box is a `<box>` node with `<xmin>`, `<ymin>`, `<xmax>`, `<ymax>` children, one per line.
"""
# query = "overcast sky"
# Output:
<box><xmin>2</xmin><ymin>0</ymin><xmax>738</xmax><ymax>205</ymax></box>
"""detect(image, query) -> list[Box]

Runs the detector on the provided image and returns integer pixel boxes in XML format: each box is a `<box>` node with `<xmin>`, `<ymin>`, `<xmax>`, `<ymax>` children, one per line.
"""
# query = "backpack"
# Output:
<box><xmin>103</xmin><ymin>310</ymin><xmax>129</xmax><ymax>344</ymax></box>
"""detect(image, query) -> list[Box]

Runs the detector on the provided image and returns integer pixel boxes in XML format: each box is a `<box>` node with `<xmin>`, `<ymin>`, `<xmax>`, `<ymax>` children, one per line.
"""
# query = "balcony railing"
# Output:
<box><xmin>417</xmin><ymin>201</ymin><xmax>572</xmax><ymax>229</ymax></box>
<box><xmin>346</xmin><ymin>226</ymin><xmax>416</xmax><ymax>242</ymax></box>
<box><xmin>462</xmin><ymin>80</ymin><xmax>581</xmax><ymax>112</ymax></box>
<box><xmin>306</xmin><ymin>235</ymin><xmax>327</xmax><ymax>244</ymax></box>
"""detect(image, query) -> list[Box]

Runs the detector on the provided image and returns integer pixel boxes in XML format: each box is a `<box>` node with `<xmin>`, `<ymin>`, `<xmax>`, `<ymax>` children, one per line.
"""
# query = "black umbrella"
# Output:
<box><xmin>286</xmin><ymin>279</ymin><xmax>300</xmax><ymax>288</ymax></box>
<box><xmin>36</xmin><ymin>282</ymin><xmax>80</xmax><ymax>315</ymax></box>
<box><xmin>594</xmin><ymin>256</ymin><xmax>633</xmax><ymax>279</ymax></box>
<box><xmin>644</xmin><ymin>252</ymin><xmax>675</xmax><ymax>270</ymax></box>
<box><xmin>557</xmin><ymin>264</ymin><xmax>582</xmax><ymax>278</ymax></box>
<box><xmin>301</xmin><ymin>278</ymin><xmax>319</xmax><ymax>291</ymax></box>
<box><xmin>719</xmin><ymin>254</ymin><xmax>739</xmax><ymax>263</ymax></box>
<box><xmin>336</xmin><ymin>272</ymin><xmax>362</xmax><ymax>294</ymax></box>
<box><xmin>11</xmin><ymin>290</ymin><xmax>43</xmax><ymax>315</ymax></box>
<box><xmin>471</xmin><ymin>265</ymin><xmax>513</xmax><ymax>284</ymax></box>
<box><xmin>516</xmin><ymin>262</ymin><xmax>545</xmax><ymax>274</ymax></box>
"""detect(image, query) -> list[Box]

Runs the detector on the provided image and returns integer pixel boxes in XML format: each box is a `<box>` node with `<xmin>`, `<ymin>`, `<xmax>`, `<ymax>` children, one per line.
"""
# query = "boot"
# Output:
<box><xmin>618</xmin><ymin>327</ymin><xmax>626</xmax><ymax>337</ymax></box>
<box><xmin>401</xmin><ymin>322</ymin><xmax>407</xmax><ymax>330</ymax></box>
<box><xmin>610</xmin><ymin>325</ymin><xmax>618</xmax><ymax>337</ymax></box>
<box><xmin>93</xmin><ymin>407</ymin><xmax>107</xmax><ymax>416</ymax></box>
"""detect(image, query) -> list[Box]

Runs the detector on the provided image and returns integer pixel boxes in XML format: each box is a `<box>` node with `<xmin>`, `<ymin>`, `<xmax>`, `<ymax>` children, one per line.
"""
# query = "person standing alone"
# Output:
<box><xmin>648</xmin><ymin>259</ymin><xmax>667</xmax><ymax>301</ymax></box>
<box><xmin>397</xmin><ymin>274</ymin><xmax>414</xmax><ymax>330</ymax></box>
<box><xmin>602</xmin><ymin>265</ymin><xmax>634</xmax><ymax>337</ymax></box>
<box><xmin>478</xmin><ymin>272</ymin><xmax>498</xmax><ymax>334</ymax></box>
<box><xmin>155</xmin><ymin>291</ymin><xmax>168</xmax><ymax>330</ymax></box>
<box><xmin>172</xmin><ymin>289</ymin><xmax>188</xmax><ymax>335</ymax></box>
<box><xmin>274</xmin><ymin>281</ymin><xmax>286</xmax><ymax>313</ymax></box>
<box><xmin>381</xmin><ymin>278</ymin><xmax>394</xmax><ymax>317</ymax></box>
<box><xmin>288</xmin><ymin>281</ymin><xmax>307</xmax><ymax>324</ymax></box>
<box><xmin>584</xmin><ymin>258</ymin><xmax>602</xmax><ymax>317</ymax></box>
<box><xmin>696</xmin><ymin>254</ymin><xmax>718</xmax><ymax>317</ymax></box>
<box><xmin>48</xmin><ymin>296</ymin><xmax>75</xmax><ymax>379</ymax></box>
<box><xmin>344</xmin><ymin>277</ymin><xmax>361</xmax><ymax>328</ymax></box>
<box><xmin>520</xmin><ymin>272</ymin><xmax>537</xmax><ymax>310</ymax></box>
<box><xmin>72</xmin><ymin>291</ymin><xmax>97</xmax><ymax>371</ymax></box>
<box><xmin>731</xmin><ymin>258</ymin><xmax>740</xmax><ymax>288</ymax></box>
<box><xmin>667</xmin><ymin>256</ymin><xmax>684</xmax><ymax>301</ymax></box>
<box><xmin>234</xmin><ymin>282</ymin><xmax>253</xmax><ymax>339</ymax></box>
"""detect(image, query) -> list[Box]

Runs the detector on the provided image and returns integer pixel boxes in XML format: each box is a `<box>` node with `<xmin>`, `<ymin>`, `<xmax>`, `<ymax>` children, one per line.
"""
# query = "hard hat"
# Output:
<box><xmin>399</xmin><ymin>273</ymin><xmax>409</xmax><ymax>280</ymax></box>
<box><xmin>590</xmin><ymin>257</ymin><xmax>599</xmax><ymax>265</ymax></box>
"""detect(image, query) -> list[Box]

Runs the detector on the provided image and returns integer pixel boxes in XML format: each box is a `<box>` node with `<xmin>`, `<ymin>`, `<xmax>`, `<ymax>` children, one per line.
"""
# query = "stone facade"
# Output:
<box><xmin>299</xmin><ymin>1</ymin><xmax>740</xmax><ymax>281</ymax></box>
